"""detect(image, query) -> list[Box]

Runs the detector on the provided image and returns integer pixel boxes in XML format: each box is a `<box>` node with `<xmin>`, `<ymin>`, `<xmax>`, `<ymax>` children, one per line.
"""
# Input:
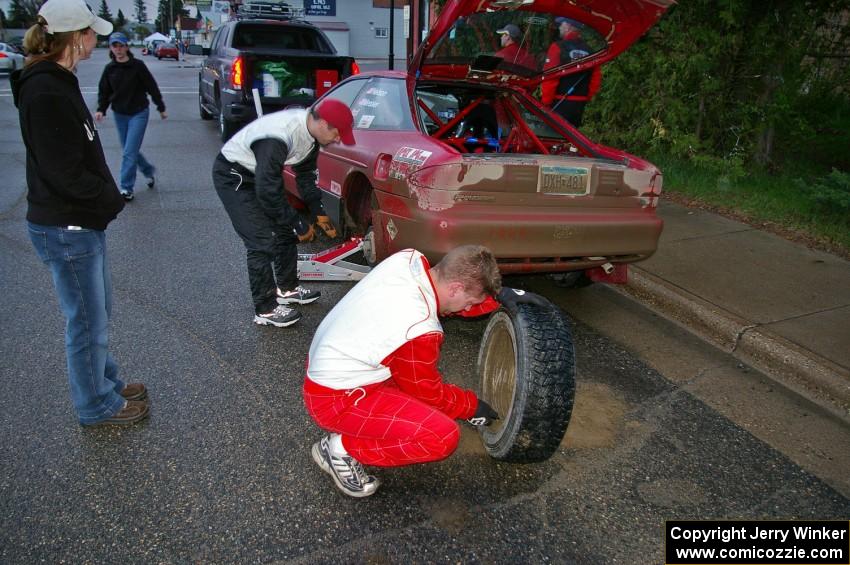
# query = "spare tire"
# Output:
<box><xmin>477</xmin><ymin>302</ymin><xmax>576</xmax><ymax>463</ymax></box>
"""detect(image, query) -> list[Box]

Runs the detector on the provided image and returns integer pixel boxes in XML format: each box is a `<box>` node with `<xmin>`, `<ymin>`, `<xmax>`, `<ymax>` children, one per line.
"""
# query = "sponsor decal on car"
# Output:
<box><xmin>389</xmin><ymin>147</ymin><xmax>433</xmax><ymax>181</ymax></box>
<box><xmin>386</xmin><ymin>218</ymin><xmax>398</xmax><ymax>240</ymax></box>
<box><xmin>330</xmin><ymin>180</ymin><xmax>342</xmax><ymax>196</ymax></box>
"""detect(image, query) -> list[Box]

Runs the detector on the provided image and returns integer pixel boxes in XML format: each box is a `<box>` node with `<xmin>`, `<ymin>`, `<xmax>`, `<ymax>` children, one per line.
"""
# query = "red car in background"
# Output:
<box><xmin>286</xmin><ymin>0</ymin><xmax>673</xmax><ymax>283</ymax></box>
<box><xmin>155</xmin><ymin>42</ymin><xmax>179</xmax><ymax>60</ymax></box>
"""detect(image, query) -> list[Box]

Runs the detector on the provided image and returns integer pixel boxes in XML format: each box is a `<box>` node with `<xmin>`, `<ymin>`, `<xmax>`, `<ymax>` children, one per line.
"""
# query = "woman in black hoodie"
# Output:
<box><xmin>12</xmin><ymin>0</ymin><xmax>149</xmax><ymax>426</ymax></box>
<box><xmin>95</xmin><ymin>32</ymin><xmax>167</xmax><ymax>201</ymax></box>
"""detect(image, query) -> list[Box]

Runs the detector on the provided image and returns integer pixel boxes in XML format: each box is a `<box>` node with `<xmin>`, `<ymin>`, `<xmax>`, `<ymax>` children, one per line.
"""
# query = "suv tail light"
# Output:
<box><xmin>350</xmin><ymin>61</ymin><xmax>361</xmax><ymax>75</ymax></box>
<box><xmin>231</xmin><ymin>56</ymin><xmax>244</xmax><ymax>89</ymax></box>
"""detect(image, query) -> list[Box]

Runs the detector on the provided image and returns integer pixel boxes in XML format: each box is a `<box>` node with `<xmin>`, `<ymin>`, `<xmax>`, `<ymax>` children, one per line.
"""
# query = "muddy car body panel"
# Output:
<box><xmin>283</xmin><ymin>1</ymin><xmax>671</xmax><ymax>276</ymax></box>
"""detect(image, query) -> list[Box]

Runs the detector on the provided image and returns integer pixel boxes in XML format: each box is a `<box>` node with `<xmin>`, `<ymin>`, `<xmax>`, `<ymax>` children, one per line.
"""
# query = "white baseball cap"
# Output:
<box><xmin>39</xmin><ymin>0</ymin><xmax>113</xmax><ymax>35</ymax></box>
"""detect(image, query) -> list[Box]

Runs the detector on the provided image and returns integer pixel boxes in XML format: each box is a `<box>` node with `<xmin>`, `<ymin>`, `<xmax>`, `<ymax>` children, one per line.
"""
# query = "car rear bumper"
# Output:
<box><xmin>372</xmin><ymin>198</ymin><xmax>663</xmax><ymax>273</ymax></box>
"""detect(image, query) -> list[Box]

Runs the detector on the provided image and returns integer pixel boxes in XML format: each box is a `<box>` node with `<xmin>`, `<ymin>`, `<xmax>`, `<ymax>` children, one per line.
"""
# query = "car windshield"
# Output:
<box><xmin>233</xmin><ymin>24</ymin><xmax>332</xmax><ymax>53</ymax></box>
<box><xmin>426</xmin><ymin>11</ymin><xmax>606</xmax><ymax>77</ymax></box>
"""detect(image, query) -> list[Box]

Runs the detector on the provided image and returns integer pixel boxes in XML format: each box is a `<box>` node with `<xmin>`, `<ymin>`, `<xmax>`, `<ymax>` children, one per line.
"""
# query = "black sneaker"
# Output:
<box><xmin>277</xmin><ymin>286</ymin><xmax>320</xmax><ymax>305</ymax></box>
<box><xmin>120</xmin><ymin>190</ymin><xmax>134</xmax><ymax>201</ymax></box>
<box><xmin>253</xmin><ymin>304</ymin><xmax>301</xmax><ymax>327</ymax></box>
<box><xmin>147</xmin><ymin>175</ymin><xmax>156</xmax><ymax>189</ymax></box>
<box><xmin>311</xmin><ymin>435</ymin><xmax>380</xmax><ymax>498</ymax></box>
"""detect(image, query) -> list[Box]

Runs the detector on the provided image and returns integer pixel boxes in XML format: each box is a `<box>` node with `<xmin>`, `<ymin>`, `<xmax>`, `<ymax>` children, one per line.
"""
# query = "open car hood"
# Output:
<box><xmin>410</xmin><ymin>0</ymin><xmax>674</xmax><ymax>87</ymax></box>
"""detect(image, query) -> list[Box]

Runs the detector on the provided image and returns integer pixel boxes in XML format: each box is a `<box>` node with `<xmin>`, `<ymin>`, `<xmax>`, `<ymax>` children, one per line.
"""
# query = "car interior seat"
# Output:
<box><xmin>457</xmin><ymin>103</ymin><xmax>499</xmax><ymax>139</ymax></box>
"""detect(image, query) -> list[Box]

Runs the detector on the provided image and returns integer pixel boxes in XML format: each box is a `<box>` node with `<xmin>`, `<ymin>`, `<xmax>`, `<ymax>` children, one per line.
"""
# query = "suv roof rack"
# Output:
<box><xmin>235</xmin><ymin>1</ymin><xmax>304</xmax><ymax>21</ymax></box>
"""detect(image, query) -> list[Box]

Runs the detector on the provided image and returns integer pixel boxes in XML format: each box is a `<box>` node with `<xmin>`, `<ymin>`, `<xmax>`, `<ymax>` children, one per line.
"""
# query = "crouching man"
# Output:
<box><xmin>303</xmin><ymin>245</ymin><xmax>546</xmax><ymax>497</ymax></box>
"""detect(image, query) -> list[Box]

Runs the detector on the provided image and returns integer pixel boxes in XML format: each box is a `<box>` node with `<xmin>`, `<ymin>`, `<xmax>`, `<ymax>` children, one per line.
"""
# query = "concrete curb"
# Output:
<box><xmin>616</xmin><ymin>267</ymin><xmax>850</xmax><ymax>421</ymax></box>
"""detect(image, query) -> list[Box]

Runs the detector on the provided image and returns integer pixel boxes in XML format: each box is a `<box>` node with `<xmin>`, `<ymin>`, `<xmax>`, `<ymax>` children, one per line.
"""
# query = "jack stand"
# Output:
<box><xmin>297</xmin><ymin>237</ymin><xmax>371</xmax><ymax>282</ymax></box>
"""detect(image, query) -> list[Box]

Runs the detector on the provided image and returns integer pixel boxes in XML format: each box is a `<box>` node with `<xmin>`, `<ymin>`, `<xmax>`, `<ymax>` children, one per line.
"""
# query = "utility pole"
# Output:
<box><xmin>169</xmin><ymin>0</ymin><xmax>173</xmax><ymax>37</ymax></box>
<box><xmin>388</xmin><ymin>0</ymin><xmax>394</xmax><ymax>70</ymax></box>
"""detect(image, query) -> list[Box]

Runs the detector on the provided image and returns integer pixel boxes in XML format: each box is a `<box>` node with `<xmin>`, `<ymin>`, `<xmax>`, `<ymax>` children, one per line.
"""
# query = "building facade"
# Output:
<box><xmin>182</xmin><ymin>0</ymin><xmax>410</xmax><ymax>67</ymax></box>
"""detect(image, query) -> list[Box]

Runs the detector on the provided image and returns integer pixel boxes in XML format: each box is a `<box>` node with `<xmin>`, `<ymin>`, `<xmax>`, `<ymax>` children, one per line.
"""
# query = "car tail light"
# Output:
<box><xmin>0</xmin><ymin>53</ymin><xmax>7</xmax><ymax>59</ymax></box>
<box><xmin>350</xmin><ymin>61</ymin><xmax>361</xmax><ymax>75</ymax></box>
<box><xmin>231</xmin><ymin>57</ymin><xmax>244</xmax><ymax>89</ymax></box>
<box><xmin>644</xmin><ymin>172</ymin><xmax>663</xmax><ymax>208</ymax></box>
<box><xmin>374</xmin><ymin>153</ymin><xmax>393</xmax><ymax>181</ymax></box>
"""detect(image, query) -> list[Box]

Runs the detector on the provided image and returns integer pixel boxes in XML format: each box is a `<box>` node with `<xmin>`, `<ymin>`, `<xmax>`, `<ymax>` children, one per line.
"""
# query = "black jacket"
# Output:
<box><xmin>12</xmin><ymin>61</ymin><xmax>124</xmax><ymax>230</ymax></box>
<box><xmin>97</xmin><ymin>55</ymin><xmax>165</xmax><ymax>115</ymax></box>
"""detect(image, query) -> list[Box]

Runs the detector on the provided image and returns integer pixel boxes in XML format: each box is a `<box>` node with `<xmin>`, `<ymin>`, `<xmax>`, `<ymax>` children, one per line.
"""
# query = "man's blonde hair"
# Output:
<box><xmin>432</xmin><ymin>245</ymin><xmax>501</xmax><ymax>297</ymax></box>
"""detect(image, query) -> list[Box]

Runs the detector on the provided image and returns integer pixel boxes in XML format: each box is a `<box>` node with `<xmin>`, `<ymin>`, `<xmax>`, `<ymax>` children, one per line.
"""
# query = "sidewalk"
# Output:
<box><xmin>617</xmin><ymin>200</ymin><xmax>850</xmax><ymax>420</ymax></box>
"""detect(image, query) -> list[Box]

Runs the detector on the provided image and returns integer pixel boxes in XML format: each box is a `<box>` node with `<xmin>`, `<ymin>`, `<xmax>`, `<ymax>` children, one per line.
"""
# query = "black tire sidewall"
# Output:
<box><xmin>478</xmin><ymin>302</ymin><xmax>576</xmax><ymax>463</ymax></box>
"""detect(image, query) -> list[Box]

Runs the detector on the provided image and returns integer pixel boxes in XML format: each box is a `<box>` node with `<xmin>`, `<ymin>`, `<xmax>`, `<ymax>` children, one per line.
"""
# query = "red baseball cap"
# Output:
<box><xmin>314</xmin><ymin>99</ymin><xmax>355</xmax><ymax>145</ymax></box>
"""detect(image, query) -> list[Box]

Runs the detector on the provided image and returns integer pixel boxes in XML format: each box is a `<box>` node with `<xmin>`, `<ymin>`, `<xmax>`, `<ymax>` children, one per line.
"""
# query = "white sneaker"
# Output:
<box><xmin>253</xmin><ymin>304</ymin><xmax>301</xmax><ymax>327</ymax></box>
<box><xmin>276</xmin><ymin>286</ymin><xmax>320</xmax><ymax>305</ymax></box>
<box><xmin>311</xmin><ymin>435</ymin><xmax>380</xmax><ymax>498</ymax></box>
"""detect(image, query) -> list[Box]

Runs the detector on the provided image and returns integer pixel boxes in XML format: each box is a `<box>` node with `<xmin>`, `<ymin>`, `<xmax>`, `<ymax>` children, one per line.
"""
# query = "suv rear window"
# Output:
<box><xmin>233</xmin><ymin>24</ymin><xmax>332</xmax><ymax>53</ymax></box>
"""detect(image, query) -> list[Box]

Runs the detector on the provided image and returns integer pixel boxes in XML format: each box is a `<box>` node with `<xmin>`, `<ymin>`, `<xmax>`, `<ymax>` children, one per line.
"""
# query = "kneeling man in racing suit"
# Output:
<box><xmin>303</xmin><ymin>244</ymin><xmax>546</xmax><ymax>497</ymax></box>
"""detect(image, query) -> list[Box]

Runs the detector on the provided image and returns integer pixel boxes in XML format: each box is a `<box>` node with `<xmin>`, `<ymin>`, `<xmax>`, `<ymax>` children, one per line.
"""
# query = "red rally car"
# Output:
<box><xmin>285</xmin><ymin>0</ymin><xmax>673</xmax><ymax>283</ymax></box>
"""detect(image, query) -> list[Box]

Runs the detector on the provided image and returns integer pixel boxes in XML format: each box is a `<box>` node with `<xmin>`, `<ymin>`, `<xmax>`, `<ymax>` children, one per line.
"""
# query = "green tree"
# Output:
<box><xmin>133</xmin><ymin>0</ymin><xmax>148</xmax><ymax>24</ymax></box>
<box><xmin>582</xmin><ymin>0</ymin><xmax>850</xmax><ymax>173</ymax></box>
<box><xmin>154</xmin><ymin>0</ymin><xmax>187</xmax><ymax>34</ymax></box>
<box><xmin>97</xmin><ymin>0</ymin><xmax>113</xmax><ymax>23</ymax></box>
<box><xmin>7</xmin><ymin>0</ymin><xmax>42</xmax><ymax>27</ymax></box>
<box><xmin>115</xmin><ymin>8</ymin><xmax>126</xmax><ymax>30</ymax></box>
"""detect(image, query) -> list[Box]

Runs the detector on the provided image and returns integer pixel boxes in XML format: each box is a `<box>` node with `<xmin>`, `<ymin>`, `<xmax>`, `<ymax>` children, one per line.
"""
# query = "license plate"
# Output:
<box><xmin>539</xmin><ymin>166</ymin><xmax>589</xmax><ymax>195</ymax></box>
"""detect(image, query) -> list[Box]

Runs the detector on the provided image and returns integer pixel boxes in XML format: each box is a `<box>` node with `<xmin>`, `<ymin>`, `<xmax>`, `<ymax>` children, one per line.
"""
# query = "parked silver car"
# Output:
<box><xmin>0</xmin><ymin>43</ymin><xmax>25</xmax><ymax>73</ymax></box>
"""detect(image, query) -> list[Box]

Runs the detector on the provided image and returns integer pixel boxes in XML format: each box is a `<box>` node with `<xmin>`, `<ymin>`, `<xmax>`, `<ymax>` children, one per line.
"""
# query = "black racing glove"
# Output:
<box><xmin>467</xmin><ymin>399</ymin><xmax>499</xmax><ymax>426</ymax></box>
<box><xmin>293</xmin><ymin>217</ymin><xmax>315</xmax><ymax>243</ymax></box>
<box><xmin>497</xmin><ymin>287</ymin><xmax>550</xmax><ymax>309</ymax></box>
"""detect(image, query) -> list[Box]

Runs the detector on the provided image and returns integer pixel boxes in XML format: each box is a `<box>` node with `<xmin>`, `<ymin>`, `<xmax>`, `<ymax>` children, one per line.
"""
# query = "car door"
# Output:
<box><xmin>313</xmin><ymin>77</ymin><xmax>370</xmax><ymax>199</ymax></box>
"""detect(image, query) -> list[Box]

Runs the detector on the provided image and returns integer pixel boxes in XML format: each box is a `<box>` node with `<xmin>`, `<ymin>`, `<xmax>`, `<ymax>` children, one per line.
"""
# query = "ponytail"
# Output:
<box><xmin>23</xmin><ymin>16</ymin><xmax>84</xmax><ymax>67</ymax></box>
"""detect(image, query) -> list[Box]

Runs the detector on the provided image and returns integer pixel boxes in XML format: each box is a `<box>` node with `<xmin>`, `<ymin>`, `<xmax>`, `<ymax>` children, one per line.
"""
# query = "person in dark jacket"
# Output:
<box><xmin>12</xmin><ymin>0</ymin><xmax>149</xmax><ymax>426</ymax></box>
<box><xmin>541</xmin><ymin>17</ymin><xmax>602</xmax><ymax>128</ymax></box>
<box><xmin>95</xmin><ymin>32</ymin><xmax>166</xmax><ymax>201</ymax></box>
<box><xmin>213</xmin><ymin>98</ymin><xmax>354</xmax><ymax>328</ymax></box>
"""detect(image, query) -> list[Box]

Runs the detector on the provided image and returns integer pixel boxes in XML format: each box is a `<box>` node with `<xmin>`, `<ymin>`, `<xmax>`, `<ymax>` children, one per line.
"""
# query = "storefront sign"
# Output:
<box><xmin>305</xmin><ymin>0</ymin><xmax>335</xmax><ymax>17</ymax></box>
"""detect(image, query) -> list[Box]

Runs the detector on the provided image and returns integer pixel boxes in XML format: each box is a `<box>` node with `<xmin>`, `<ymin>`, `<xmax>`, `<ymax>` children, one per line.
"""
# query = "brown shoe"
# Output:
<box><xmin>120</xmin><ymin>383</ymin><xmax>148</xmax><ymax>401</ymax></box>
<box><xmin>82</xmin><ymin>400</ymin><xmax>150</xmax><ymax>427</ymax></box>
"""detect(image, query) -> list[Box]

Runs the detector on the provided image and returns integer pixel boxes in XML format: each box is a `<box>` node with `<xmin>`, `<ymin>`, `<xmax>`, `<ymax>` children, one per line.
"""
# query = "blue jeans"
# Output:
<box><xmin>27</xmin><ymin>222</ymin><xmax>126</xmax><ymax>424</ymax></box>
<box><xmin>113</xmin><ymin>108</ymin><xmax>155</xmax><ymax>194</ymax></box>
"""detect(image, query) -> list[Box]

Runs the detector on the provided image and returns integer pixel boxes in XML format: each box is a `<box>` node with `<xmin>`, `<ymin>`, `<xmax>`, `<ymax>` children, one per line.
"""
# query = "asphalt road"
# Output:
<box><xmin>1</xmin><ymin>50</ymin><xmax>848</xmax><ymax>564</ymax></box>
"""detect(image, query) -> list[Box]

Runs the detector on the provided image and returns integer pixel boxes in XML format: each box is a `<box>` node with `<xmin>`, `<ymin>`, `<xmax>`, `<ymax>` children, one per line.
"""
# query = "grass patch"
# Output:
<box><xmin>648</xmin><ymin>152</ymin><xmax>850</xmax><ymax>256</ymax></box>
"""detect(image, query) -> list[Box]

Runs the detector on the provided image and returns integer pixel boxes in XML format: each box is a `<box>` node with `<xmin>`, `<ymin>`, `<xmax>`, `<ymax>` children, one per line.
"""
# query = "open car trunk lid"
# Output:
<box><xmin>409</xmin><ymin>0</ymin><xmax>674</xmax><ymax>88</ymax></box>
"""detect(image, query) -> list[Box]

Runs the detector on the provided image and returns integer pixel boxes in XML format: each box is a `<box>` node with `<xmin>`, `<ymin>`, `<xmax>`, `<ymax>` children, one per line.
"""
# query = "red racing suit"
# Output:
<box><xmin>541</xmin><ymin>32</ymin><xmax>602</xmax><ymax>127</ymax></box>
<box><xmin>303</xmin><ymin>249</ymin><xmax>499</xmax><ymax>467</ymax></box>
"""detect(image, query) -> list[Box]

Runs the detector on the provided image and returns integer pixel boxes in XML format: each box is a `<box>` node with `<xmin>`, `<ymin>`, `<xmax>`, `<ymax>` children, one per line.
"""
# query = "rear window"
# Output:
<box><xmin>233</xmin><ymin>24</ymin><xmax>332</xmax><ymax>53</ymax></box>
